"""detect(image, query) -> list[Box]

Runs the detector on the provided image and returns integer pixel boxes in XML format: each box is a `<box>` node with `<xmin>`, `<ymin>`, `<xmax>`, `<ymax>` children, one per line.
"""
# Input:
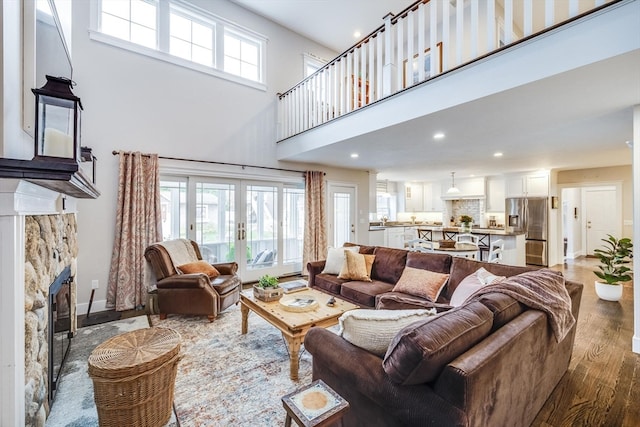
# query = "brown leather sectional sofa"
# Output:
<box><xmin>305</xmin><ymin>244</ymin><xmax>583</xmax><ymax>426</ymax></box>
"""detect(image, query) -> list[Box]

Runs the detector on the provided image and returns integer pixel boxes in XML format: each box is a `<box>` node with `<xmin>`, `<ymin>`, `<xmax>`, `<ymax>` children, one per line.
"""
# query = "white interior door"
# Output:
<box><xmin>328</xmin><ymin>184</ymin><xmax>356</xmax><ymax>247</ymax></box>
<box><xmin>584</xmin><ymin>187</ymin><xmax>619</xmax><ymax>255</ymax></box>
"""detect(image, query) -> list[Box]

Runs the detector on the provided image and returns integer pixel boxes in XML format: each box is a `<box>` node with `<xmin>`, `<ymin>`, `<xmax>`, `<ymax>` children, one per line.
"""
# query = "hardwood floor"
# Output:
<box><xmin>532</xmin><ymin>257</ymin><xmax>639</xmax><ymax>427</ymax></box>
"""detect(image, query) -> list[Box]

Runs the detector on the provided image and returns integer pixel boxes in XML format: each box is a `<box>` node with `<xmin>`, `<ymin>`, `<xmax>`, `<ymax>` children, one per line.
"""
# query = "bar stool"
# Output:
<box><xmin>417</xmin><ymin>229</ymin><xmax>433</xmax><ymax>241</ymax></box>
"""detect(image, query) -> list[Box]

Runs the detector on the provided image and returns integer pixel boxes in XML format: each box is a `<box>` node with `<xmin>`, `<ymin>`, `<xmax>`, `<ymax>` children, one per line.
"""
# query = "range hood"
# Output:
<box><xmin>0</xmin><ymin>157</ymin><xmax>100</xmax><ymax>199</ymax></box>
<box><xmin>441</xmin><ymin>194</ymin><xmax>486</xmax><ymax>201</ymax></box>
<box><xmin>440</xmin><ymin>176</ymin><xmax>486</xmax><ymax>201</ymax></box>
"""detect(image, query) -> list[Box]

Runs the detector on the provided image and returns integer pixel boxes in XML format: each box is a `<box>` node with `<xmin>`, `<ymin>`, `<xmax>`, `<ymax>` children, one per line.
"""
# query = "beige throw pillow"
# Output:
<box><xmin>392</xmin><ymin>266</ymin><xmax>450</xmax><ymax>302</ymax></box>
<box><xmin>339</xmin><ymin>308</ymin><xmax>437</xmax><ymax>357</ymax></box>
<box><xmin>338</xmin><ymin>251</ymin><xmax>375</xmax><ymax>281</ymax></box>
<box><xmin>321</xmin><ymin>246</ymin><xmax>360</xmax><ymax>275</ymax></box>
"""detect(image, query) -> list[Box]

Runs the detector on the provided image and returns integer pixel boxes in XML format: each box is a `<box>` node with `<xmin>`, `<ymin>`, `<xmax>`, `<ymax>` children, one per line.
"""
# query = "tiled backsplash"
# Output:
<box><xmin>450</xmin><ymin>199</ymin><xmax>483</xmax><ymax>224</ymax></box>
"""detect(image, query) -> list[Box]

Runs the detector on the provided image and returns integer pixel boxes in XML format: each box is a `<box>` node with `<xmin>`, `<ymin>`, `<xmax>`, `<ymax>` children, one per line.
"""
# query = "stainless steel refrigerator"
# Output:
<box><xmin>506</xmin><ymin>197</ymin><xmax>548</xmax><ymax>266</ymax></box>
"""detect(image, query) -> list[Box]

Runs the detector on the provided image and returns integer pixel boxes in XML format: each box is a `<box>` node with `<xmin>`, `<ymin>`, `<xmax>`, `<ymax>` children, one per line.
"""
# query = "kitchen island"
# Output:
<box><xmin>369</xmin><ymin>224</ymin><xmax>526</xmax><ymax>266</ymax></box>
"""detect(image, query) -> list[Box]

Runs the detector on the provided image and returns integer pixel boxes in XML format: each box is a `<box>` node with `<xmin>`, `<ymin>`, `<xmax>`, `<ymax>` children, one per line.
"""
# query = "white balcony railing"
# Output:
<box><xmin>277</xmin><ymin>0</ymin><xmax>614</xmax><ymax>140</ymax></box>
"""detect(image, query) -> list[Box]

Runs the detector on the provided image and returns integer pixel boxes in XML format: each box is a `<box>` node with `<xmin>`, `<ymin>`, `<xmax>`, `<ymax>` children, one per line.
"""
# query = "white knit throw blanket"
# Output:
<box><xmin>146</xmin><ymin>239</ymin><xmax>198</xmax><ymax>293</ymax></box>
<box><xmin>159</xmin><ymin>239</ymin><xmax>198</xmax><ymax>267</ymax></box>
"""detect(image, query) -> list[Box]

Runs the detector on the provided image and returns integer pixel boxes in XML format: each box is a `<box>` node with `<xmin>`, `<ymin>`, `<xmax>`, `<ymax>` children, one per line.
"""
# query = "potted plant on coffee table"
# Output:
<box><xmin>253</xmin><ymin>274</ymin><xmax>283</xmax><ymax>302</ymax></box>
<box><xmin>593</xmin><ymin>234</ymin><xmax>633</xmax><ymax>302</ymax></box>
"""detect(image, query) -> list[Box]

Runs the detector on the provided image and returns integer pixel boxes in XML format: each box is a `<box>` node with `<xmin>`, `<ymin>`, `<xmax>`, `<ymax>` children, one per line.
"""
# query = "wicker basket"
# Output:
<box><xmin>88</xmin><ymin>327</ymin><xmax>181</xmax><ymax>427</ymax></box>
<box><xmin>438</xmin><ymin>240</ymin><xmax>456</xmax><ymax>249</ymax></box>
<box><xmin>253</xmin><ymin>284</ymin><xmax>283</xmax><ymax>302</ymax></box>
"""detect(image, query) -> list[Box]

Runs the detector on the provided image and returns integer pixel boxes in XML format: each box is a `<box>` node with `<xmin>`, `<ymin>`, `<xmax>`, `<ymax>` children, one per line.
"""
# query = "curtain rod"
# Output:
<box><xmin>111</xmin><ymin>150</ymin><xmax>309</xmax><ymax>174</ymax></box>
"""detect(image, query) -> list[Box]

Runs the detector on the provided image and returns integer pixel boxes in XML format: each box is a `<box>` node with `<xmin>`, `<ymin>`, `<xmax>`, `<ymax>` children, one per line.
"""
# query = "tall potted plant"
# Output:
<box><xmin>593</xmin><ymin>234</ymin><xmax>633</xmax><ymax>302</ymax></box>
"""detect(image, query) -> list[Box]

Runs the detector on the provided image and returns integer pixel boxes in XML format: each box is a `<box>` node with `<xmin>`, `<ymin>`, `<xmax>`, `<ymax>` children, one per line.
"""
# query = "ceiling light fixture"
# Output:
<box><xmin>494</xmin><ymin>152</ymin><xmax>503</xmax><ymax>157</ymax></box>
<box><xmin>447</xmin><ymin>172</ymin><xmax>460</xmax><ymax>194</ymax></box>
<box><xmin>433</xmin><ymin>132</ymin><xmax>445</xmax><ymax>140</ymax></box>
<box><xmin>353</xmin><ymin>31</ymin><xmax>361</xmax><ymax>38</ymax></box>
<box><xmin>350</xmin><ymin>153</ymin><xmax>359</xmax><ymax>158</ymax></box>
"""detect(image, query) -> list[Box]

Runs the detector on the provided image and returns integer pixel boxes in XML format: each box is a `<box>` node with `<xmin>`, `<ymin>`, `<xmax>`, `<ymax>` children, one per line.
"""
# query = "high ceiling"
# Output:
<box><xmin>231</xmin><ymin>0</ymin><xmax>638</xmax><ymax>182</ymax></box>
<box><xmin>230</xmin><ymin>0</ymin><xmax>411</xmax><ymax>53</ymax></box>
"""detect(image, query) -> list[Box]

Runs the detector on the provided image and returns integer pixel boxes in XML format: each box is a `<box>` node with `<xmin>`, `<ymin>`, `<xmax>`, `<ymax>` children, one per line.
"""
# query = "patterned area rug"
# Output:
<box><xmin>148</xmin><ymin>304</ymin><xmax>321</xmax><ymax>426</ymax></box>
<box><xmin>45</xmin><ymin>316</ymin><xmax>178</xmax><ymax>427</ymax></box>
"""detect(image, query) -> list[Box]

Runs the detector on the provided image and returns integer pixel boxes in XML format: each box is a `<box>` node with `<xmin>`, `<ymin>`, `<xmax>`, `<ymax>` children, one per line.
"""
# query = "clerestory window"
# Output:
<box><xmin>90</xmin><ymin>0</ymin><xmax>267</xmax><ymax>89</ymax></box>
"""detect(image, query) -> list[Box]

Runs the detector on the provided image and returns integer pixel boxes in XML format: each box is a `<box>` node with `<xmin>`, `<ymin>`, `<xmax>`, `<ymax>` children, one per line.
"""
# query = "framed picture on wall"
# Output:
<box><xmin>403</xmin><ymin>42</ymin><xmax>443</xmax><ymax>88</ymax></box>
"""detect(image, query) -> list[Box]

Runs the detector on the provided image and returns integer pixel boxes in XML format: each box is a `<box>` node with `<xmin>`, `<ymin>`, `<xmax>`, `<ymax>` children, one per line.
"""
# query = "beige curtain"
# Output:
<box><xmin>107</xmin><ymin>151</ymin><xmax>162</xmax><ymax>311</ymax></box>
<box><xmin>302</xmin><ymin>171</ymin><xmax>327</xmax><ymax>275</ymax></box>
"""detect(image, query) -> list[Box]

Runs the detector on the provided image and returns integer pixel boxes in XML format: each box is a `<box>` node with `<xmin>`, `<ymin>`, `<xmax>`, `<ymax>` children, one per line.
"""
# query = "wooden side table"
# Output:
<box><xmin>282</xmin><ymin>380</ymin><xmax>349</xmax><ymax>427</ymax></box>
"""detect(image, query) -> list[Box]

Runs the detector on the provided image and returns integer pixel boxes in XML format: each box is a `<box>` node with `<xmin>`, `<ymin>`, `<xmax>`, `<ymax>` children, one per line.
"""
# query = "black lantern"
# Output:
<box><xmin>31</xmin><ymin>75</ymin><xmax>82</xmax><ymax>162</ymax></box>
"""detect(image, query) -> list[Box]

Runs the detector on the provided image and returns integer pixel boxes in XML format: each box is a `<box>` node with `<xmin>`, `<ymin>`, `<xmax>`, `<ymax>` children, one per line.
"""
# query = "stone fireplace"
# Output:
<box><xmin>24</xmin><ymin>214</ymin><xmax>78</xmax><ymax>425</ymax></box>
<box><xmin>0</xmin><ymin>180</ymin><xmax>79</xmax><ymax>427</ymax></box>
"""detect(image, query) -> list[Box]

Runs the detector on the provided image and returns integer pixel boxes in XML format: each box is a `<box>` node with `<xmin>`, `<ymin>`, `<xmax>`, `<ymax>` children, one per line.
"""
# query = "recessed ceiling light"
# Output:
<box><xmin>433</xmin><ymin>132</ymin><xmax>445</xmax><ymax>140</ymax></box>
<box><xmin>350</xmin><ymin>153</ymin><xmax>359</xmax><ymax>158</ymax></box>
<box><xmin>493</xmin><ymin>152</ymin><xmax>503</xmax><ymax>157</ymax></box>
<box><xmin>353</xmin><ymin>31</ymin><xmax>361</xmax><ymax>38</ymax></box>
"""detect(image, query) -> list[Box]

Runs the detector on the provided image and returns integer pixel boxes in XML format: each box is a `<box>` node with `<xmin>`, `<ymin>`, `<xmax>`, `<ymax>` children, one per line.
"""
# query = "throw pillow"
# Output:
<box><xmin>392</xmin><ymin>267</ymin><xmax>450</xmax><ymax>302</ymax></box>
<box><xmin>176</xmin><ymin>260</ymin><xmax>220</xmax><ymax>279</ymax></box>
<box><xmin>339</xmin><ymin>308</ymin><xmax>437</xmax><ymax>357</ymax></box>
<box><xmin>338</xmin><ymin>251</ymin><xmax>375</xmax><ymax>281</ymax></box>
<box><xmin>321</xmin><ymin>246</ymin><xmax>360</xmax><ymax>275</ymax></box>
<box><xmin>449</xmin><ymin>267</ymin><xmax>506</xmax><ymax>307</ymax></box>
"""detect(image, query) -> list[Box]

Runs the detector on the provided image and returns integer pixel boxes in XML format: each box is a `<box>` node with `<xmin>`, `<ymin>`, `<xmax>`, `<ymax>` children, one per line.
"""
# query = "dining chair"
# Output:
<box><xmin>488</xmin><ymin>239</ymin><xmax>505</xmax><ymax>263</ymax></box>
<box><xmin>405</xmin><ymin>238</ymin><xmax>434</xmax><ymax>252</ymax></box>
<box><xmin>455</xmin><ymin>233</ymin><xmax>479</xmax><ymax>245</ymax></box>
<box><xmin>455</xmin><ymin>234</ymin><xmax>480</xmax><ymax>259</ymax></box>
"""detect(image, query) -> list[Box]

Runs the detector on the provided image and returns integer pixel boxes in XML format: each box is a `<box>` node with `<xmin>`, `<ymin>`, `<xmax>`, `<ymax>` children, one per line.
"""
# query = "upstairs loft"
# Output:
<box><xmin>275</xmin><ymin>0</ymin><xmax>639</xmax><ymax>180</ymax></box>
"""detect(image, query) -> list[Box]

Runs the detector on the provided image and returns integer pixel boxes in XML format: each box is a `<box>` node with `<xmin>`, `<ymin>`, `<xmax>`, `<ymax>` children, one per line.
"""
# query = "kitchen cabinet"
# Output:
<box><xmin>369</xmin><ymin>229</ymin><xmax>385</xmax><ymax>246</ymax></box>
<box><xmin>525</xmin><ymin>174</ymin><xmax>549</xmax><ymax>196</ymax></box>
<box><xmin>423</xmin><ymin>182</ymin><xmax>443</xmax><ymax>212</ymax></box>
<box><xmin>505</xmin><ymin>173</ymin><xmax>549</xmax><ymax>197</ymax></box>
<box><xmin>385</xmin><ymin>227</ymin><xmax>406</xmax><ymax>249</ymax></box>
<box><xmin>403</xmin><ymin>182</ymin><xmax>424</xmax><ymax>212</ymax></box>
<box><xmin>486</xmin><ymin>177</ymin><xmax>505</xmax><ymax>212</ymax></box>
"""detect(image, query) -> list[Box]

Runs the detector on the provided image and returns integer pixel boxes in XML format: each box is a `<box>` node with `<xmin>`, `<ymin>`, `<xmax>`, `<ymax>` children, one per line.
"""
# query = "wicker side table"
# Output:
<box><xmin>88</xmin><ymin>327</ymin><xmax>181</xmax><ymax>427</ymax></box>
<box><xmin>282</xmin><ymin>380</ymin><xmax>349</xmax><ymax>427</ymax></box>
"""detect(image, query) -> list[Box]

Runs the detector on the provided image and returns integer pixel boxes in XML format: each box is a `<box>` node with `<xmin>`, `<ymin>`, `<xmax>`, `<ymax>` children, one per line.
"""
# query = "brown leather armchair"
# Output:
<box><xmin>144</xmin><ymin>240</ymin><xmax>241</xmax><ymax>322</ymax></box>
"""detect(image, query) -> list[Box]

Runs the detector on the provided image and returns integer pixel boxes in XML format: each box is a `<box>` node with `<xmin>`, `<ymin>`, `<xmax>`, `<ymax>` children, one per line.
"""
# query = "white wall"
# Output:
<box><xmin>68</xmin><ymin>0</ymin><xmax>370</xmax><ymax>310</ymax></box>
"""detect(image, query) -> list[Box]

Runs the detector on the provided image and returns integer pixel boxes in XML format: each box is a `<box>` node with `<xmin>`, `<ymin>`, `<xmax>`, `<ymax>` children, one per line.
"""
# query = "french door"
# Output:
<box><xmin>160</xmin><ymin>176</ymin><xmax>304</xmax><ymax>282</ymax></box>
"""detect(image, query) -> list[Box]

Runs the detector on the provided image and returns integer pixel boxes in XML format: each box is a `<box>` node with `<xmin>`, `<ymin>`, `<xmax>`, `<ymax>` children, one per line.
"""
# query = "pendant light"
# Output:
<box><xmin>447</xmin><ymin>172</ymin><xmax>460</xmax><ymax>194</ymax></box>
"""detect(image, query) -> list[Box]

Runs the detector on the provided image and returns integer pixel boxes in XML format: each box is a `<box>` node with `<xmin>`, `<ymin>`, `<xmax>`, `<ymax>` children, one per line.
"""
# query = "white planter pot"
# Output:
<box><xmin>594</xmin><ymin>281</ymin><xmax>623</xmax><ymax>302</ymax></box>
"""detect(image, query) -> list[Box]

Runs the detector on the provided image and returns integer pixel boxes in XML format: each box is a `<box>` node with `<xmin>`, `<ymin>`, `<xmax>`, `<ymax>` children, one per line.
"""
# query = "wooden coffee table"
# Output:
<box><xmin>240</xmin><ymin>288</ymin><xmax>358</xmax><ymax>380</ymax></box>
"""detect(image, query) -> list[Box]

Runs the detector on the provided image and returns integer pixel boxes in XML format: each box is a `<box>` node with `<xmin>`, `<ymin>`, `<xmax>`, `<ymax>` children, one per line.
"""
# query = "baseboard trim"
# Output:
<box><xmin>77</xmin><ymin>299</ymin><xmax>107</xmax><ymax>316</ymax></box>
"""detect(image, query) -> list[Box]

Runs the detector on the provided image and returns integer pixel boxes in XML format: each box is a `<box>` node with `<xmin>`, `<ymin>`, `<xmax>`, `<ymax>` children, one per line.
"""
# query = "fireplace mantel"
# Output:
<box><xmin>0</xmin><ymin>157</ymin><xmax>100</xmax><ymax>199</ymax></box>
<box><xmin>0</xmin><ymin>179</ymin><xmax>78</xmax><ymax>426</ymax></box>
